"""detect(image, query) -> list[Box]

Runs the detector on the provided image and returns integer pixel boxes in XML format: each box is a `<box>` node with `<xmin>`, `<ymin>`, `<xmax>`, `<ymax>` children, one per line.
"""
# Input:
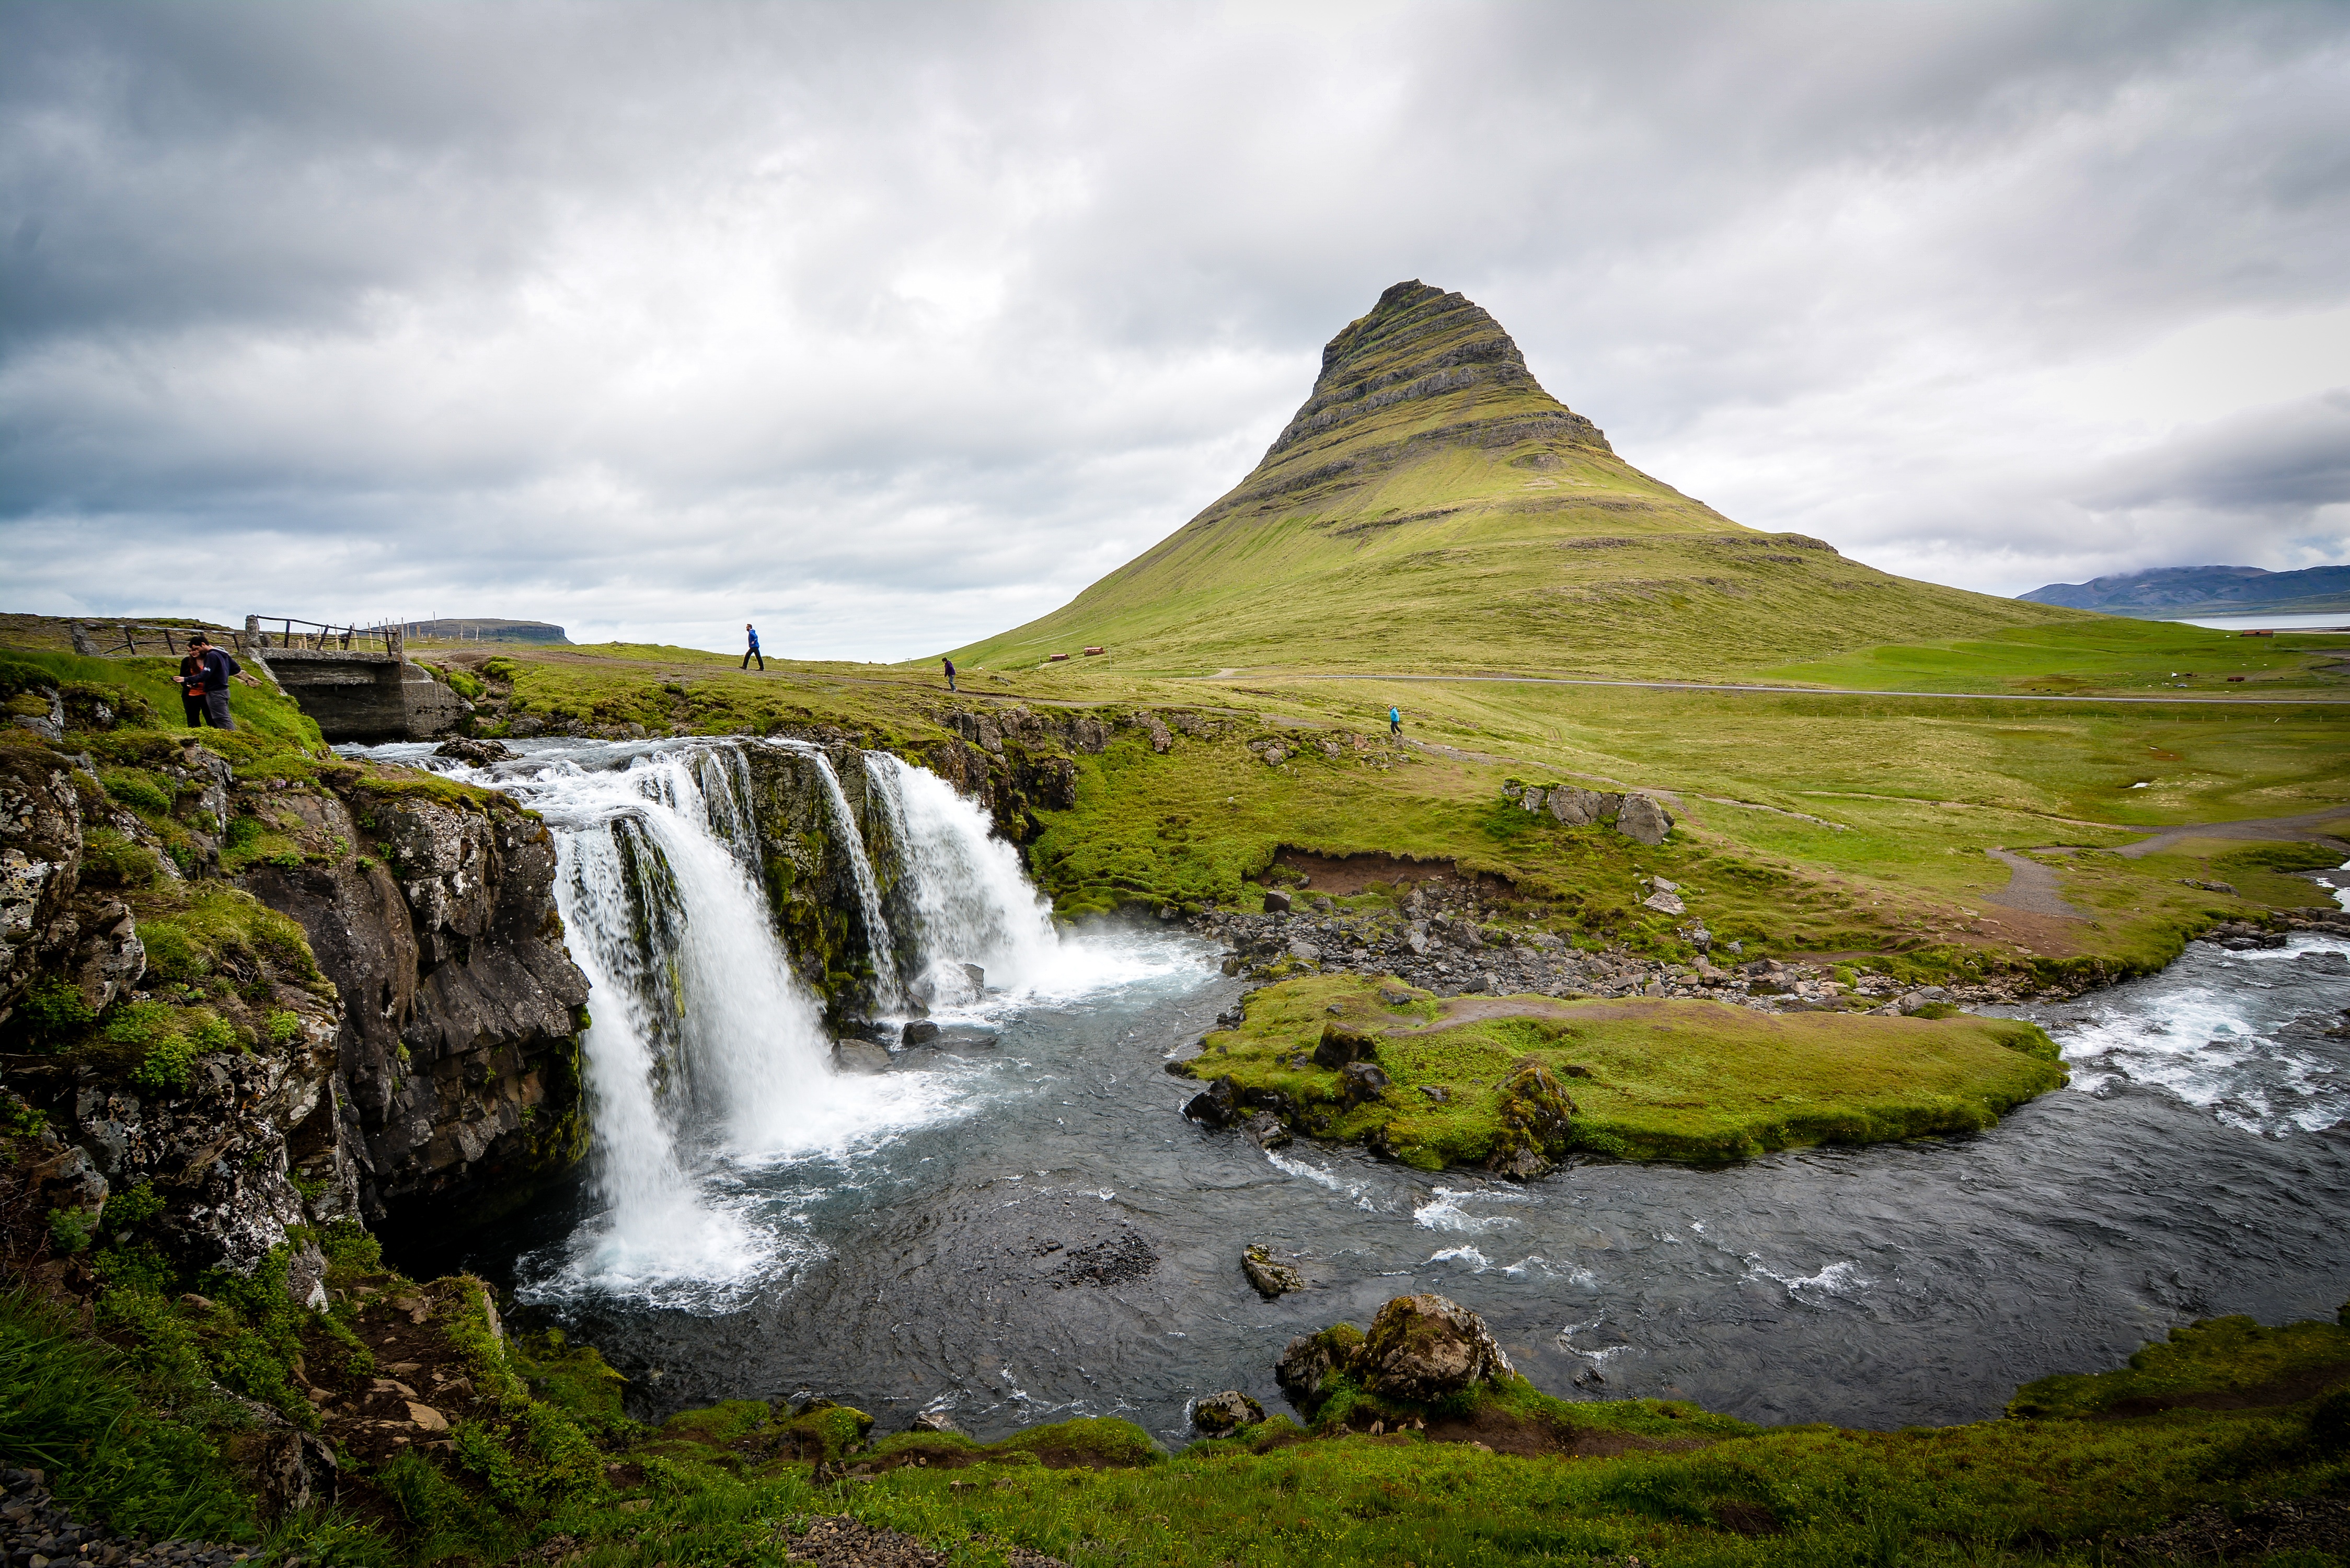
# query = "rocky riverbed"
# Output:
<box><xmin>1188</xmin><ymin>881</ymin><xmax>2350</xmax><ymax>1012</ymax></box>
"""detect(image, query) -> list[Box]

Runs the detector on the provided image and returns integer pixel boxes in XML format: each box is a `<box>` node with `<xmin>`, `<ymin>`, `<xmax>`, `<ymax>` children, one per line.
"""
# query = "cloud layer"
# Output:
<box><xmin>3</xmin><ymin>1</ymin><xmax>2346</xmax><ymax>656</ymax></box>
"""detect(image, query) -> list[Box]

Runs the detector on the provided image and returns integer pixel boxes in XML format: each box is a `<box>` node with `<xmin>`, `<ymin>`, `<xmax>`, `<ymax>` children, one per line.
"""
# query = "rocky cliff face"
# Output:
<box><xmin>1</xmin><ymin>687</ymin><xmax>588</xmax><ymax>1288</ymax></box>
<box><xmin>239</xmin><ymin>781</ymin><xmax>588</xmax><ymax>1231</ymax></box>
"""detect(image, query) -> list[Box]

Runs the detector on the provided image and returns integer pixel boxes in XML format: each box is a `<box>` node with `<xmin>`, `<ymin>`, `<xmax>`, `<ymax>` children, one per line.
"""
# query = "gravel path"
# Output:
<box><xmin>0</xmin><ymin>1469</ymin><xmax>261</xmax><ymax>1568</ymax></box>
<box><xmin>1982</xmin><ymin>849</ymin><xmax>2084</xmax><ymax>919</ymax></box>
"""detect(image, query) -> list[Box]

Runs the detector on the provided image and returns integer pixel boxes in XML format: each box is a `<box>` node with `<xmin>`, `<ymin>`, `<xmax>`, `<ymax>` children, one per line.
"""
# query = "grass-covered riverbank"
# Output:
<box><xmin>4</xmin><ymin>1229</ymin><xmax>2344</xmax><ymax>1568</ymax></box>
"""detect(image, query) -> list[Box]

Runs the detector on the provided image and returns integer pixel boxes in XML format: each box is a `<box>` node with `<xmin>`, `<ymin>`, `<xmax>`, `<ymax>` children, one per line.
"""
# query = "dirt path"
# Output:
<box><xmin>1254</xmin><ymin>671</ymin><xmax>2350</xmax><ymax>706</ymax></box>
<box><xmin>2113</xmin><ymin>806</ymin><xmax>2350</xmax><ymax>859</ymax></box>
<box><xmin>1983</xmin><ymin>849</ymin><xmax>2086</xmax><ymax>919</ymax></box>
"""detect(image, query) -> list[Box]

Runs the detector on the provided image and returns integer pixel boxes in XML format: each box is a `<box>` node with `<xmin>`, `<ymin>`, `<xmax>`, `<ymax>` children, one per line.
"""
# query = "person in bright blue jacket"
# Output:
<box><xmin>742</xmin><ymin>623</ymin><xmax>763</xmax><ymax>671</ymax></box>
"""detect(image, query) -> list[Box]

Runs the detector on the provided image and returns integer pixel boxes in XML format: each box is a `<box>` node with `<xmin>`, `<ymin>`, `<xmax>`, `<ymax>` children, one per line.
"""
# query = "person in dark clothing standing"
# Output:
<box><xmin>742</xmin><ymin>623</ymin><xmax>764</xmax><ymax>671</ymax></box>
<box><xmin>942</xmin><ymin>656</ymin><xmax>956</xmax><ymax>692</ymax></box>
<box><xmin>175</xmin><ymin>634</ymin><xmax>238</xmax><ymax>730</ymax></box>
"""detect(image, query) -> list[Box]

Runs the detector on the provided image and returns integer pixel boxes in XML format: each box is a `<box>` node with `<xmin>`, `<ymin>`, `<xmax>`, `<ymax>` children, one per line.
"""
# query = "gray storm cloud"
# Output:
<box><xmin>2</xmin><ymin>0</ymin><xmax>2345</xmax><ymax>656</ymax></box>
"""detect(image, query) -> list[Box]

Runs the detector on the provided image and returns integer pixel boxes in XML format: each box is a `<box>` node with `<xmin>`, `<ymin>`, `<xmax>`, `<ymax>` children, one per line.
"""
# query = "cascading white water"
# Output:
<box><xmin>485</xmin><ymin>743</ymin><xmax>960</xmax><ymax>1302</ymax></box>
<box><xmin>866</xmin><ymin>751</ymin><xmax>1062</xmax><ymax>1000</ymax></box>
<box><xmin>768</xmin><ymin>741</ymin><xmax>901</xmax><ymax>1008</ymax></box>
<box><xmin>398</xmin><ymin>734</ymin><xmax>1202</xmax><ymax>1307</ymax></box>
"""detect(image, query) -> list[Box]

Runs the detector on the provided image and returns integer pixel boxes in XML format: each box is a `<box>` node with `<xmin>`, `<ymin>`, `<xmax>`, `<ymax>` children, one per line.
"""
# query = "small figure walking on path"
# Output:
<box><xmin>742</xmin><ymin>623</ymin><xmax>764</xmax><ymax>672</ymax></box>
<box><xmin>174</xmin><ymin>633</ymin><xmax>240</xmax><ymax>730</ymax></box>
<box><xmin>943</xmin><ymin>656</ymin><xmax>957</xmax><ymax>693</ymax></box>
<box><xmin>1388</xmin><ymin>704</ymin><xmax>1402</xmax><ymax>738</ymax></box>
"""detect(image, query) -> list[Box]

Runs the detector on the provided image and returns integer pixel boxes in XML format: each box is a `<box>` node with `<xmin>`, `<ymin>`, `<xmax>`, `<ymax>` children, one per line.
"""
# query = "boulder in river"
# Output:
<box><xmin>1359</xmin><ymin>1293</ymin><xmax>1514</xmax><ymax>1402</ymax></box>
<box><xmin>1242</xmin><ymin>1111</ymin><xmax>1292</xmax><ymax>1150</ymax></box>
<box><xmin>1242</xmin><ymin>1244</ymin><xmax>1304</xmax><ymax>1298</ymax></box>
<box><xmin>1183</xmin><ymin>1075</ymin><xmax>1239</xmax><ymax>1127</ymax></box>
<box><xmin>433</xmin><ymin>736</ymin><xmax>515</xmax><ymax>765</ymax></box>
<box><xmin>1192</xmin><ymin>1389</ymin><xmax>1265</xmax><ymax>1435</ymax></box>
<box><xmin>833</xmin><ymin>1041</ymin><xmax>892</xmax><ymax>1074</ymax></box>
<box><xmin>901</xmin><ymin>1019</ymin><xmax>941</xmax><ymax>1046</ymax></box>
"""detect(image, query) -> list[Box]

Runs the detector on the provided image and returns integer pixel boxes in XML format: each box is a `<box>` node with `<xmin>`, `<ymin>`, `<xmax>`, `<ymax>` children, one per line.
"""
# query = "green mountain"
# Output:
<box><xmin>953</xmin><ymin>281</ymin><xmax>2082</xmax><ymax>677</ymax></box>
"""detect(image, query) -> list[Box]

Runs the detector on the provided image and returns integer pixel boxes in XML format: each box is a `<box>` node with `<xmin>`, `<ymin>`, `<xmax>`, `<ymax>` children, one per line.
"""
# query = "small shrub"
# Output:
<box><xmin>79</xmin><ymin>827</ymin><xmax>161</xmax><ymax>887</ymax></box>
<box><xmin>107</xmin><ymin>1182</ymin><xmax>165</xmax><ymax>1229</ymax></box>
<box><xmin>46</xmin><ymin>1208</ymin><xmax>96</xmax><ymax>1255</ymax></box>
<box><xmin>99</xmin><ymin>768</ymin><xmax>172</xmax><ymax>816</ymax></box>
<box><xmin>13</xmin><ymin>977</ymin><xmax>94</xmax><ymax>1050</ymax></box>
<box><xmin>105</xmin><ymin>1002</ymin><xmax>220</xmax><ymax>1094</ymax></box>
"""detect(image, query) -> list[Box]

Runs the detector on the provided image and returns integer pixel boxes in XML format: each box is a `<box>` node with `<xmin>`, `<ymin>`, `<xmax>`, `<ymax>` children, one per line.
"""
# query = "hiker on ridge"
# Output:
<box><xmin>943</xmin><ymin>656</ymin><xmax>957</xmax><ymax>693</ymax></box>
<box><xmin>742</xmin><ymin>622</ymin><xmax>763</xmax><ymax>672</ymax></box>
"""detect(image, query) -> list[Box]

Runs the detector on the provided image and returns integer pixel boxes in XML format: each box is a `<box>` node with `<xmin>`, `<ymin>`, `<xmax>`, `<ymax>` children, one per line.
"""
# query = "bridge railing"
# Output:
<box><xmin>239</xmin><ymin>616</ymin><xmax>404</xmax><ymax>658</ymax></box>
<box><xmin>68</xmin><ymin>621</ymin><xmax>239</xmax><ymax>658</ymax></box>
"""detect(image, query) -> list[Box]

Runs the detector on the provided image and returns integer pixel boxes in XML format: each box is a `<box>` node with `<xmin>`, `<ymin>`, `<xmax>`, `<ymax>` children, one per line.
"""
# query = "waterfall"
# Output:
<box><xmin>865</xmin><ymin>750</ymin><xmax>1062</xmax><ymax>1001</ymax></box>
<box><xmin>397</xmin><ymin>733</ymin><xmax>1189</xmax><ymax>1305</ymax></box>
<box><xmin>475</xmin><ymin>742</ymin><xmax>959</xmax><ymax>1301</ymax></box>
<box><xmin>768</xmin><ymin>741</ymin><xmax>901</xmax><ymax>1009</ymax></box>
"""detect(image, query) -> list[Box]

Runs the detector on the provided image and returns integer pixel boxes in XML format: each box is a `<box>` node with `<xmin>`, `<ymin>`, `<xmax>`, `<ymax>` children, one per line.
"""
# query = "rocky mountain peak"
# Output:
<box><xmin>1264</xmin><ymin>280</ymin><xmax>1607</xmax><ymax>459</ymax></box>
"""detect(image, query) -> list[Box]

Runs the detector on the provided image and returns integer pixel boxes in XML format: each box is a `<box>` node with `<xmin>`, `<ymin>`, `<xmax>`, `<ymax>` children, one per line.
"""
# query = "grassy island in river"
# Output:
<box><xmin>1174</xmin><ymin>973</ymin><xmax>2068</xmax><ymax>1168</ymax></box>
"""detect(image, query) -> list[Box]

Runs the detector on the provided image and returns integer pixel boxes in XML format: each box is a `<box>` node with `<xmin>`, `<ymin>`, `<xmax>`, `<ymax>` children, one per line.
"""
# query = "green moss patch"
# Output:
<box><xmin>2010</xmin><ymin>1313</ymin><xmax>2350</xmax><ymax>1420</ymax></box>
<box><xmin>1184</xmin><ymin>974</ymin><xmax>2066</xmax><ymax>1167</ymax></box>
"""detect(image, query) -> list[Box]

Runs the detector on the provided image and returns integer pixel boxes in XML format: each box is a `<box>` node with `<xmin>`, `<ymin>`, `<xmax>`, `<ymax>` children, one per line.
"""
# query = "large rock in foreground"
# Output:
<box><xmin>1360</xmin><ymin>1293</ymin><xmax>1515</xmax><ymax>1402</ymax></box>
<box><xmin>1276</xmin><ymin>1294</ymin><xmax>1515</xmax><ymax>1417</ymax></box>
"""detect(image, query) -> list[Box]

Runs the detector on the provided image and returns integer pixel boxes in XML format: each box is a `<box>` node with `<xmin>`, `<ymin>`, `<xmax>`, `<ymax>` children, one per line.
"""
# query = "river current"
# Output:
<box><xmin>354</xmin><ymin>737</ymin><xmax>2350</xmax><ymax>1448</ymax></box>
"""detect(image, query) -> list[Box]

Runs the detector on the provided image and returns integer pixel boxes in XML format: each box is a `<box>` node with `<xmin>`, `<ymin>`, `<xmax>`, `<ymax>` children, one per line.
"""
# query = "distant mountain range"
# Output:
<box><xmin>398</xmin><ymin>617</ymin><xmax>570</xmax><ymax>644</ymax></box>
<box><xmin>2020</xmin><ymin>564</ymin><xmax>2350</xmax><ymax>618</ymax></box>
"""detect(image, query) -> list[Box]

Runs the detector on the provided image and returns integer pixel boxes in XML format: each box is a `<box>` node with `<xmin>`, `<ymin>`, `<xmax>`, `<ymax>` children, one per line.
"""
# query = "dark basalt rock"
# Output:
<box><xmin>1242</xmin><ymin>1243</ymin><xmax>1304</xmax><ymax>1298</ymax></box>
<box><xmin>1358</xmin><ymin>1293</ymin><xmax>1514</xmax><ymax>1403</ymax></box>
<box><xmin>1183</xmin><ymin>1074</ymin><xmax>1239</xmax><ymax>1127</ymax></box>
<box><xmin>1311</xmin><ymin>1021</ymin><xmax>1377</xmax><ymax>1069</ymax></box>
<box><xmin>1192</xmin><ymin>1389</ymin><xmax>1265</xmax><ymax>1434</ymax></box>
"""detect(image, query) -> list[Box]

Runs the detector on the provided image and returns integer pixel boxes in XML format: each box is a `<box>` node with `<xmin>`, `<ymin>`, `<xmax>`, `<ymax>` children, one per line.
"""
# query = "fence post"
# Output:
<box><xmin>387</xmin><ymin>624</ymin><xmax>406</xmax><ymax>662</ymax></box>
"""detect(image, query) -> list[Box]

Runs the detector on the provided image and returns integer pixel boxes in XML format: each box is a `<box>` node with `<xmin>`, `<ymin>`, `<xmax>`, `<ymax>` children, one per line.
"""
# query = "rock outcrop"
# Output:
<box><xmin>1191</xmin><ymin>1390</ymin><xmax>1266</xmax><ymax>1435</ymax></box>
<box><xmin>240</xmin><ymin>781</ymin><xmax>589</xmax><ymax>1231</ymax></box>
<box><xmin>1358</xmin><ymin>1293</ymin><xmax>1514</xmax><ymax>1402</ymax></box>
<box><xmin>0</xmin><ymin>673</ymin><xmax>591</xmax><ymax>1274</ymax></box>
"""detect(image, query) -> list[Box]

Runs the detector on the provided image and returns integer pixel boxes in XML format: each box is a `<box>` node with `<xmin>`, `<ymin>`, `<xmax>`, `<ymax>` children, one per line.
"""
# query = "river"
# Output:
<box><xmin>354</xmin><ymin>737</ymin><xmax>2350</xmax><ymax>1447</ymax></box>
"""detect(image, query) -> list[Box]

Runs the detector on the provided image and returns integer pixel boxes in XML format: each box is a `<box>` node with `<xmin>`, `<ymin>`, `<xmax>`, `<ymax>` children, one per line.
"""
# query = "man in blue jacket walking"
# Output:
<box><xmin>742</xmin><ymin>623</ymin><xmax>764</xmax><ymax>671</ymax></box>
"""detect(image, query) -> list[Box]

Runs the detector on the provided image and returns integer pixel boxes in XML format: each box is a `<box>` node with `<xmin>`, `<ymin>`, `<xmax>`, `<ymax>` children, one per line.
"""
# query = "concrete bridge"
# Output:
<box><xmin>239</xmin><ymin>616</ymin><xmax>467</xmax><ymax>741</ymax></box>
<box><xmin>69</xmin><ymin>615</ymin><xmax>468</xmax><ymax>741</ymax></box>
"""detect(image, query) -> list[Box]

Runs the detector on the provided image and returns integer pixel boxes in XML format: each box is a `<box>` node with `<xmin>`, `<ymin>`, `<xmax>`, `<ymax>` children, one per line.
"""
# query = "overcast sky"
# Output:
<box><xmin>3</xmin><ymin>2</ymin><xmax>2346</xmax><ymax>659</ymax></box>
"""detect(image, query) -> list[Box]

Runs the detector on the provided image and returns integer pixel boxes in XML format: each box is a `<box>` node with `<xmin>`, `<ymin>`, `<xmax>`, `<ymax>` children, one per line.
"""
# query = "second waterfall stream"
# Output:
<box><xmin>420</xmin><ymin>735</ymin><xmax>1192</xmax><ymax>1308</ymax></box>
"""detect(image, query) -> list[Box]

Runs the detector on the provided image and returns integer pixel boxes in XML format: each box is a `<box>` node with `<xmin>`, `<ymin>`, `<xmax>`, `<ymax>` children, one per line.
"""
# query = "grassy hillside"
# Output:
<box><xmin>949</xmin><ymin>281</ymin><xmax>2084</xmax><ymax>678</ymax></box>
